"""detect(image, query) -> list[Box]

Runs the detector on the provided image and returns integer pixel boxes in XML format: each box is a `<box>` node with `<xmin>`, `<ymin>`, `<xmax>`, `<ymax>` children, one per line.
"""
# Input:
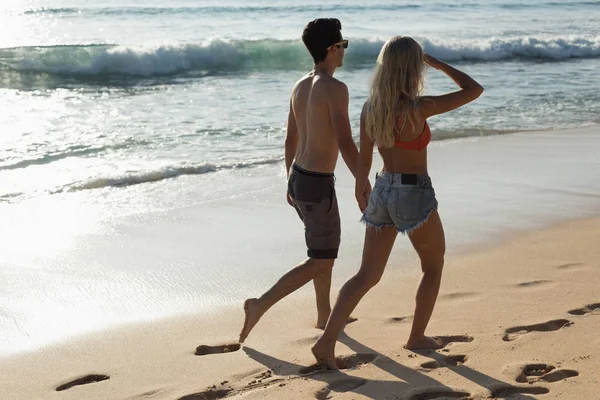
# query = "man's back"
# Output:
<box><xmin>291</xmin><ymin>72</ymin><xmax>345</xmax><ymax>174</ymax></box>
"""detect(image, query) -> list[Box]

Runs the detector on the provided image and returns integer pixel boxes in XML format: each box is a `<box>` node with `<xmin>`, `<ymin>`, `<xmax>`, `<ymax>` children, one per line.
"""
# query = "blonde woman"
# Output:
<box><xmin>312</xmin><ymin>36</ymin><xmax>483</xmax><ymax>369</ymax></box>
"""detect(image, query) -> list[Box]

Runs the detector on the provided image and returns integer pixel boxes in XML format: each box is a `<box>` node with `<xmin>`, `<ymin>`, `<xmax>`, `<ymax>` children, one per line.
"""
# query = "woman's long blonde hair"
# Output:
<box><xmin>365</xmin><ymin>36</ymin><xmax>425</xmax><ymax>148</ymax></box>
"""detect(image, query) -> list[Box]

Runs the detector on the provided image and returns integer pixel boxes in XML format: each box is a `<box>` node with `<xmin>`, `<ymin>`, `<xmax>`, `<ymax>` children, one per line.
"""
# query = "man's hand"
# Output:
<box><xmin>355</xmin><ymin>180</ymin><xmax>372</xmax><ymax>213</ymax></box>
<box><xmin>287</xmin><ymin>192</ymin><xmax>295</xmax><ymax>207</ymax></box>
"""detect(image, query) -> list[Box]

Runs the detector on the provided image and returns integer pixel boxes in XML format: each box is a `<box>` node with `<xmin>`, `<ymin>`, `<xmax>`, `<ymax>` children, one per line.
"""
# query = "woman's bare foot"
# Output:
<box><xmin>239</xmin><ymin>298</ymin><xmax>266</xmax><ymax>343</ymax></box>
<box><xmin>311</xmin><ymin>339</ymin><xmax>338</xmax><ymax>370</ymax></box>
<box><xmin>315</xmin><ymin>316</ymin><xmax>358</xmax><ymax>330</ymax></box>
<box><xmin>404</xmin><ymin>335</ymin><xmax>443</xmax><ymax>350</ymax></box>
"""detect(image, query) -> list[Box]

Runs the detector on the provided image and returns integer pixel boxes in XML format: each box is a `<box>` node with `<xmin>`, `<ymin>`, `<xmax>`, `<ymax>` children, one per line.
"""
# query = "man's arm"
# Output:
<box><xmin>328</xmin><ymin>82</ymin><xmax>358</xmax><ymax>177</ymax></box>
<box><xmin>284</xmin><ymin>99</ymin><xmax>298</xmax><ymax>178</ymax></box>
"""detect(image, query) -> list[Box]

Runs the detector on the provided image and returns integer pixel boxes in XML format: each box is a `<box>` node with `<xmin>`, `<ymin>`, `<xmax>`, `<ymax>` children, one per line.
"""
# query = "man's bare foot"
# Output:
<box><xmin>311</xmin><ymin>340</ymin><xmax>338</xmax><ymax>370</ymax></box>
<box><xmin>239</xmin><ymin>298</ymin><xmax>265</xmax><ymax>343</ymax></box>
<box><xmin>315</xmin><ymin>316</ymin><xmax>358</xmax><ymax>330</ymax></box>
<box><xmin>404</xmin><ymin>335</ymin><xmax>443</xmax><ymax>350</ymax></box>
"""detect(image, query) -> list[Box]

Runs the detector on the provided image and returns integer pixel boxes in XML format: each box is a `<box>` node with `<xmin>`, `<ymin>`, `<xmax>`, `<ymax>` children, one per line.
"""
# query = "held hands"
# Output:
<box><xmin>288</xmin><ymin>180</ymin><xmax>372</xmax><ymax>211</ymax></box>
<box><xmin>355</xmin><ymin>179</ymin><xmax>372</xmax><ymax>213</ymax></box>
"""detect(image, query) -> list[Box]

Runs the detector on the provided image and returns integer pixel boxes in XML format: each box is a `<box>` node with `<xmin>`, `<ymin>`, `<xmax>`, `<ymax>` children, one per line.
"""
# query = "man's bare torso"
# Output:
<box><xmin>291</xmin><ymin>72</ymin><xmax>342</xmax><ymax>174</ymax></box>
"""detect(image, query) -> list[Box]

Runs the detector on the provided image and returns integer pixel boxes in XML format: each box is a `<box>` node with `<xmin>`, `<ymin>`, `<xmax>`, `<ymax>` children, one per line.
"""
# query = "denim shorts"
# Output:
<box><xmin>361</xmin><ymin>172</ymin><xmax>438</xmax><ymax>234</ymax></box>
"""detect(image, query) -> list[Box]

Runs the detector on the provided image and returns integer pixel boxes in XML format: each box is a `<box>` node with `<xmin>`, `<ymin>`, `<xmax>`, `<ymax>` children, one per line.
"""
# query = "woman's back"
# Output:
<box><xmin>376</xmin><ymin>109</ymin><xmax>429</xmax><ymax>175</ymax></box>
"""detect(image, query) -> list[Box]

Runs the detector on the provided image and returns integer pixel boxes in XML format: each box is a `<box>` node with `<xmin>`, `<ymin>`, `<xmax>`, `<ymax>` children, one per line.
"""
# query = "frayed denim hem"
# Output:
<box><xmin>399</xmin><ymin>207</ymin><xmax>438</xmax><ymax>236</ymax></box>
<box><xmin>359</xmin><ymin>214</ymin><xmax>395</xmax><ymax>232</ymax></box>
<box><xmin>360</xmin><ymin>207</ymin><xmax>438</xmax><ymax>235</ymax></box>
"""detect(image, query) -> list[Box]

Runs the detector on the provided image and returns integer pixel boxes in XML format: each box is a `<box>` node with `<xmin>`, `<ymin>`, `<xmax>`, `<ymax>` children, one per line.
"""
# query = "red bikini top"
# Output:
<box><xmin>394</xmin><ymin>121</ymin><xmax>431</xmax><ymax>151</ymax></box>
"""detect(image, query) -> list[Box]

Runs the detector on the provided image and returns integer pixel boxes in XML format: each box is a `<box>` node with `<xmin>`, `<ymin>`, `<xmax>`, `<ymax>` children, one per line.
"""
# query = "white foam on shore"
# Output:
<box><xmin>0</xmin><ymin>126</ymin><xmax>599</xmax><ymax>356</ymax></box>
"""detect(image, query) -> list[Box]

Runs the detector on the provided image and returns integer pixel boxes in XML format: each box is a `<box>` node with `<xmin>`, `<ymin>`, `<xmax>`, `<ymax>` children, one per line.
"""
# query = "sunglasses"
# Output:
<box><xmin>328</xmin><ymin>39</ymin><xmax>349</xmax><ymax>50</ymax></box>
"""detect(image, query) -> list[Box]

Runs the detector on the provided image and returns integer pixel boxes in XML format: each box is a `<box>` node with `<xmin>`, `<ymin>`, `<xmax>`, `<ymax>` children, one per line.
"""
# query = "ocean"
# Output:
<box><xmin>0</xmin><ymin>0</ymin><xmax>599</xmax><ymax>355</ymax></box>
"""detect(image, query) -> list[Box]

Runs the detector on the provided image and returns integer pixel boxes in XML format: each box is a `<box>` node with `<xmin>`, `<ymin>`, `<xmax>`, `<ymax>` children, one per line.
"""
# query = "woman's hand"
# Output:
<box><xmin>424</xmin><ymin>53</ymin><xmax>442</xmax><ymax>70</ymax></box>
<box><xmin>355</xmin><ymin>180</ymin><xmax>372</xmax><ymax>212</ymax></box>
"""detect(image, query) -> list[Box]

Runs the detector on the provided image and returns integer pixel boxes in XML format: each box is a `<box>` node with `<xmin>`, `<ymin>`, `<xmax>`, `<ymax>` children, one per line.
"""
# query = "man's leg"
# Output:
<box><xmin>298</xmin><ymin>170</ymin><xmax>341</xmax><ymax>330</ymax></box>
<box><xmin>313</xmin><ymin>268</ymin><xmax>358</xmax><ymax>329</ymax></box>
<box><xmin>240</xmin><ymin>165</ymin><xmax>340</xmax><ymax>342</ymax></box>
<box><xmin>239</xmin><ymin>257</ymin><xmax>334</xmax><ymax>343</ymax></box>
<box><xmin>313</xmin><ymin>266</ymin><xmax>333</xmax><ymax>329</ymax></box>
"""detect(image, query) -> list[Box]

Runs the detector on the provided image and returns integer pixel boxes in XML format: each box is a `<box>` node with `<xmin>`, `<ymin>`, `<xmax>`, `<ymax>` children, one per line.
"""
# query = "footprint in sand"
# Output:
<box><xmin>314</xmin><ymin>378</ymin><xmax>367</xmax><ymax>400</ymax></box>
<box><xmin>179</xmin><ymin>388</ymin><xmax>232</xmax><ymax>400</ymax></box>
<box><xmin>514</xmin><ymin>279</ymin><xmax>554</xmax><ymax>288</ymax></box>
<box><xmin>489</xmin><ymin>385</ymin><xmax>549</xmax><ymax>398</ymax></box>
<box><xmin>507</xmin><ymin>362</ymin><xmax>579</xmax><ymax>386</ymax></box>
<box><xmin>132</xmin><ymin>388</ymin><xmax>165</xmax><ymax>398</ymax></box>
<box><xmin>195</xmin><ymin>343</ymin><xmax>241</xmax><ymax>356</ymax></box>
<box><xmin>55</xmin><ymin>374</ymin><xmax>110</xmax><ymax>391</ymax></box>
<box><xmin>420</xmin><ymin>355</ymin><xmax>468</xmax><ymax>370</ymax></box>
<box><xmin>181</xmin><ymin>369</ymin><xmax>285</xmax><ymax>400</ymax></box>
<box><xmin>502</xmin><ymin>319</ymin><xmax>572</xmax><ymax>342</ymax></box>
<box><xmin>299</xmin><ymin>353</ymin><xmax>378</xmax><ymax>374</ymax></box>
<box><xmin>388</xmin><ymin>315</ymin><xmax>413</xmax><ymax>323</ymax></box>
<box><xmin>242</xmin><ymin>377</ymin><xmax>285</xmax><ymax>391</ymax></box>
<box><xmin>568</xmin><ymin>302</ymin><xmax>600</xmax><ymax>316</ymax></box>
<box><xmin>251</xmin><ymin>369</ymin><xmax>273</xmax><ymax>380</ymax></box>
<box><xmin>434</xmin><ymin>335</ymin><xmax>474</xmax><ymax>349</ymax></box>
<box><xmin>439</xmin><ymin>292</ymin><xmax>479</xmax><ymax>302</ymax></box>
<box><xmin>556</xmin><ymin>262</ymin><xmax>586</xmax><ymax>270</ymax></box>
<box><xmin>407</xmin><ymin>388</ymin><xmax>472</xmax><ymax>400</ymax></box>
<box><xmin>241</xmin><ymin>369</ymin><xmax>284</xmax><ymax>390</ymax></box>
<box><xmin>231</xmin><ymin>367</ymin><xmax>266</xmax><ymax>381</ymax></box>
<box><xmin>515</xmin><ymin>364</ymin><xmax>579</xmax><ymax>383</ymax></box>
<box><xmin>538</xmin><ymin>369</ymin><xmax>579</xmax><ymax>383</ymax></box>
<box><xmin>514</xmin><ymin>363</ymin><xmax>555</xmax><ymax>383</ymax></box>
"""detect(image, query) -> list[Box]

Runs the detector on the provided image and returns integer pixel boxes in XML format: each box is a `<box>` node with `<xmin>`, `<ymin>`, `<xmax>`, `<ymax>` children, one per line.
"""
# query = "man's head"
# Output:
<box><xmin>302</xmin><ymin>18</ymin><xmax>347</xmax><ymax>66</ymax></box>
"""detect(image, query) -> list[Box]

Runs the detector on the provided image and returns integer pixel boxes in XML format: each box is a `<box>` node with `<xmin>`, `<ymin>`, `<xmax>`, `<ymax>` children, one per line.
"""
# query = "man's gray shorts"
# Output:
<box><xmin>288</xmin><ymin>164</ymin><xmax>341</xmax><ymax>259</ymax></box>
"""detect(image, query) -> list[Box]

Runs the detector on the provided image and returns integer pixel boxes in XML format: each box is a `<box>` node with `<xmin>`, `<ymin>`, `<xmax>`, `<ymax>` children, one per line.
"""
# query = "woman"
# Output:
<box><xmin>312</xmin><ymin>36</ymin><xmax>483</xmax><ymax>369</ymax></box>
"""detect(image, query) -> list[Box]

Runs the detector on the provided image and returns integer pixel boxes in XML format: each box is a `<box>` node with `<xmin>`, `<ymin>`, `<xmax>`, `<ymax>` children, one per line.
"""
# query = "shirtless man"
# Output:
<box><xmin>239</xmin><ymin>18</ymin><xmax>368</xmax><ymax>343</ymax></box>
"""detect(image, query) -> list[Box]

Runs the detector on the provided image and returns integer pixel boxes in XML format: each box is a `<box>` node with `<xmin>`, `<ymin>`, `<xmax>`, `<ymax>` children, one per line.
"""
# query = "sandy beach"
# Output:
<box><xmin>2</xmin><ymin>126</ymin><xmax>599</xmax><ymax>399</ymax></box>
<box><xmin>1</xmin><ymin>215</ymin><xmax>599</xmax><ymax>400</ymax></box>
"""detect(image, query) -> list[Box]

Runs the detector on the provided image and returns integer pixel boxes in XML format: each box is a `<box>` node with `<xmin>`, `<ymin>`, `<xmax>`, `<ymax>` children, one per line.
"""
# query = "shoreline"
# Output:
<box><xmin>428</xmin><ymin>121</ymin><xmax>600</xmax><ymax>143</ymax></box>
<box><xmin>2</xmin><ymin>124</ymin><xmax>600</xmax><ymax>352</ymax></box>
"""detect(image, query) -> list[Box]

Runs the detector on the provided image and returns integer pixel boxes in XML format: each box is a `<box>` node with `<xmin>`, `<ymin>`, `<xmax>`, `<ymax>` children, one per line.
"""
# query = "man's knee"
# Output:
<box><xmin>308</xmin><ymin>257</ymin><xmax>335</xmax><ymax>270</ymax></box>
<box><xmin>318</xmin><ymin>258</ymin><xmax>335</xmax><ymax>270</ymax></box>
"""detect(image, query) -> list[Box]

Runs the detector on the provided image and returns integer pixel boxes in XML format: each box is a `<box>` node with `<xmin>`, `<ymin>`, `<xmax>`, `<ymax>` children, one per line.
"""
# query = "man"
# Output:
<box><xmin>239</xmin><ymin>18</ymin><xmax>368</xmax><ymax>343</ymax></box>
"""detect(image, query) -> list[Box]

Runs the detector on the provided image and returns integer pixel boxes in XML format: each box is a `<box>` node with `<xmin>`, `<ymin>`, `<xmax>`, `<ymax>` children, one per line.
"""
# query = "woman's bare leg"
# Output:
<box><xmin>405</xmin><ymin>210</ymin><xmax>446</xmax><ymax>350</ymax></box>
<box><xmin>312</xmin><ymin>226</ymin><xmax>398</xmax><ymax>369</ymax></box>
